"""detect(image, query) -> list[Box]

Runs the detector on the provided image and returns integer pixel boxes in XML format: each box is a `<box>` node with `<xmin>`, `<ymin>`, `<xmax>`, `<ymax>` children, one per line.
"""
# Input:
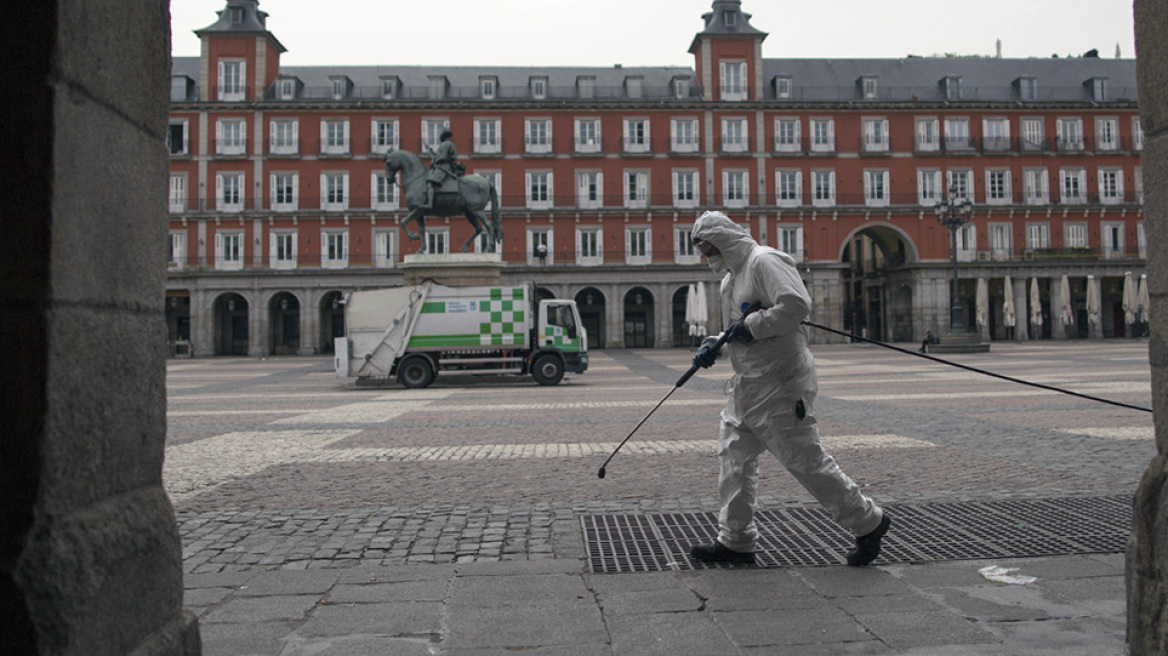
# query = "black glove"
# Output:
<box><xmin>724</xmin><ymin>318</ymin><xmax>754</xmax><ymax>344</ymax></box>
<box><xmin>693</xmin><ymin>337</ymin><xmax>721</xmax><ymax>368</ymax></box>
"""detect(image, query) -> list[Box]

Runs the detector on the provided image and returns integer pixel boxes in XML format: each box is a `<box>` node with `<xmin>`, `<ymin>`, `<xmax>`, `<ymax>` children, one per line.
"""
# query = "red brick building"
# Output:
<box><xmin>167</xmin><ymin>0</ymin><xmax>1145</xmax><ymax>356</ymax></box>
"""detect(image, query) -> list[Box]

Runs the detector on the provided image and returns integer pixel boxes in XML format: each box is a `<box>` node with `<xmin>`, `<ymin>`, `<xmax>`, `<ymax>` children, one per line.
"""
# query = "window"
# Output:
<box><xmin>777</xmin><ymin>225</ymin><xmax>804</xmax><ymax>262</ymax></box>
<box><xmin>1064</xmin><ymin>223</ymin><xmax>1088</xmax><ymax>249</ymax></box>
<box><xmin>330</xmin><ymin>77</ymin><xmax>348</xmax><ymax>100</ymax></box>
<box><xmin>527</xmin><ymin>229</ymin><xmax>552</xmax><ymax>265</ymax></box>
<box><xmin>982</xmin><ymin>118</ymin><xmax>1011</xmax><ymax>151</ymax></box>
<box><xmin>372</xmin><ymin>171</ymin><xmax>399</xmax><ymax>210</ymax></box>
<box><xmin>474</xmin><ymin>118</ymin><xmax>501</xmax><ymax>154</ymax></box>
<box><xmin>371</xmin><ymin>119</ymin><xmax>398</xmax><ymax>154</ymax></box>
<box><xmin>475</xmin><ymin>170</ymin><xmax>502</xmax><ymax>212</ymax></box>
<box><xmin>986</xmin><ymin>169</ymin><xmax>1011</xmax><ymax>205</ymax></box>
<box><xmin>862</xmin><ymin>118</ymin><xmax>889</xmax><ymax>152</ymax></box>
<box><xmin>380</xmin><ymin>77</ymin><xmax>397</xmax><ymax>99</ymax></box>
<box><xmin>1101</xmin><ymin>222</ymin><xmax>1124</xmax><ymax>258</ymax></box>
<box><xmin>576</xmin><ymin>171</ymin><xmax>603</xmax><ymax>209</ymax></box>
<box><xmin>216</xmin><ymin>173</ymin><xmax>244</xmax><ymax>212</ymax></box>
<box><xmin>671</xmin><ymin>118</ymin><xmax>699</xmax><ymax>153</ymax></box>
<box><xmin>373</xmin><ymin>230</ymin><xmax>396</xmax><ymax>268</ymax></box>
<box><xmin>531</xmin><ymin>77</ymin><xmax>547</xmax><ymax>99</ymax></box>
<box><xmin>917</xmin><ymin>169</ymin><xmax>941</xmax><ymax>206</ymax></box>
<box><xmin>861</xmin><ymin>76</ymin><xmax>878</xmax><ymax>99</ymax></box>
<box><xmin>1095</xmin><ymin>117</ymin><xmax>1119</xmax><ymax>151</ymax></box>
<box><xmin>575</xmin><ymin>118</ymin><xmax>601</xmax><ymax>153</ymax></box>
<box><xmin>810</xmin><ymin>118</ymin><xmax>835</xmax><ymax>152</ymax></box>
<box><xmin>270</xmin><ymin>231</ymin><xmax>297</xmax><ymax>269</ymax></box>
<box><xmin>169</xmin><ymin>174</ymin><xmax>186</xmax><ymax>213</ymax></box>
<box><xmin>775</xmin><ymin>118</ymin><xmax>801</xmax><ymax>152</ymax></box>
<box><xmin>525</xmin><ymin>118</ymin><xmax>552</xmax><ymax>154</ymax></box>
<box><xmin>270</xmin><ymin>119</ymin><xmax>299</xmax><ymax>155</ymax></box>
<box><xmin>168</xmin><ymin>120</ymin><xmax>188</xmax><ymax>155</ymax></box>
<box><xmin>215</xmin><ymin>230</ymin><xmax>243</xmax><ymax>270</ymax></box>
<box><xmin>1138</xmin><ymin>221</ymin><xmax>1147</xmax><ymax>258</ymax></box>
<box><xmin>1098</xmin><ymin>168</ymin><xmax>1124</xmax><ymax>205</ymax></box>
<box><xmin>1020</xmin><ymin>117</ymin><xmax>1045</xmax><ymax>151</ymax></box>
<box><xmin>323</xmin><ymin>230</ymin><xmax>349</xmax><ymax>268</ymax></box>
<box><xmin>526</xmin><ymin>171</ymin><xmax>553</xmax><ymax>209</ymax></box>
<box><xmin>422</xmin><ymin>118</ymin><xmax>450</xmax><ymax>149</ymax></box>
<box><xmin>1017</xmin><ymin>76</ymin><xmax>1038</xmax><ymax>101</ymax></box>
<box><xmin>577</xmin><ymin>228</ymin><xmax>602</xmax><ymax>265</ymax></box>
<box><xmin>674</xmin><ymin>78</ymin><xmax>691</xmax><ymax>99</ymax></box>
<box><xmin>426</xmin><ymin>229</ymin><xmax>450</xmax><ymax>255</ymax></box>
<box><xmin>1023</xmin><ymin>168</ymin><xmax>1049</xmax><ymax>205</ymax></box>
<box><xmin>721</xmin><ymin>61</ymin><xmax>747</xmax><ymax>101</ymax></box>
<box><xmin>229</xmin><ymin>6</ymin><xmax>243</xmax><ymax>23</ymax></box>
<box><xmin>480</xmin><ymin>77</ymin><xmax>496</xmax><ymax>100</ymax></box>
<box><xmin>171</xmin><ymin>75</ymin><xmax>192</xmax><ymax>102</ymax></box>
<box><xmin>218</xmin><ymin>60</ymin><xmax>245</xmax><ymax>101</ymax></box>
<box><xmin>723</xmin><ymin>170</ymin><xmax>749</xmax><ymax>208</ymax></box>
<box><xmin>776</xmin><ymin>169</ymin><xmax>802</xmax><ymax>207</ymax></box>
<box><xmin>625</xmin><ymin>77</ymin><xmax>643</xmax><ymax>99</ymax></box>
<box><xmin>626</xmin><ymin>227</ymin><xmax>651</xmax><ymax>264</ymax></box>
<box><xmin>1059</xmin><ymin>168</ymin><xmax>1086</xmax><ymax>204</ymax></box>
<box><xmin>1057</xmin><ymin>118</ymin><xmax>1084</xmax><ymax>151</ymax></box>
<box><xmin>989</xmin><ymin>223</ymin><xmax>1012</xmax><ymax>259</ymax></box>
<box><xmin>811</xmin><ymin>170</ymin><xmax>836</xmax><ymax>207</ymax></box>
<box><xmin>169</xmin><ymin>231</ymin><xmax>187</xmax><ymax>268</ymax></box>
<box><xmin>577</xmin><ymin>77</ymin><xmax>595</xmax><ymax>99</ymax></box>
<box><xmin>321</xmin><ymin>172</ymin><xmax>349</xmax><ymax>211</ymax></box>
<box><xmin>956</xmin><ymin>224</ymin><xmax>977</xmax><ymax>261</ymax></box>
<box><xmin>915</xmin><ymin>117</ymin><xmax>939</xmax><ymax>152</ymax></box>
<box><xmin>270</xmin><ymin>173</ymin><xmax>298</xmax><ymax>212</ymax></box>
<box><xmin>428</xmin><ymin>77</ymin><xmax>447</xmax><ymax>100</ymax></box>
<box><xmin>1026</xmin><ymin>223</ymin><xmax>1051</xmax><ymax>250</ymax></box>
<box><xmin>675</xmin><ymin>227</ymin><xmax>699</xmax><ymax>263</ymax></box>
<box><xmin>1090</xmin><ymin>77</ymin><xmax>1108</xmax><ymax>101</ymax></box>
<box><xmin>864</xmin><ymin>169</ymin><xmax>889</xmax><ymax>207</ymax></box>
<box><xmin>673</xmin><ymin>170</ymin><xmax>699</xmax><ymax>208</ymax></box>
<box><xmin>946</xmin><ymin>169</ymin><xmax>972</xmax><ymax>202</ymax></box>
<box><xmin>624</xmin><ymin>170</ymin><xmax>648</xmax><ymax>209</ymax></box>
<box><xmin>216</xmin><ymin>119</ymin><xmax>246</xmax><ymax>155</ymax></box>
<box><xmin>774</xmin><ymin>77</ymin><xmax>792</xmax><ymax>99</ymax></box>
<box><xmin>1136</xmin><ymin>166</ymin><xmax>1144</xmax><ymax>203</ymax></box>
<box><xmin>942</xmin><ymin>76</ymin><xmax>963</xmax><ymax>100</ymax></box>
<box><xmin>944</xmin><ymin>118</ymin><xmax>971</xmax><ymax>151</ymax></box>
<box><xmin>1133</xmin><ymin>117</ymin><xmax>1144</xmax><ymax>151</ymax></box>
<box><xmin>721</xmin><ymin>118</ymin><xmax>748</xmax><ymax>152</ymax></box>
<box><xmin>321</xmin><ymin>119</ymin><xmax>350</xmax><ymax>155</ymax></box>
<box><xmin>624</xmin><ymin>118</ymin><xmax>650</xmax><ymax>153</ymax></box>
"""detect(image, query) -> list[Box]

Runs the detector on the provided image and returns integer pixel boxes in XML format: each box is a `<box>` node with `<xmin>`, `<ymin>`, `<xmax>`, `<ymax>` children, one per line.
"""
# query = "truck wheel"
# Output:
<box><xmin>531</xmin><ymin>354</ymin><xmax>564</xmax><ymax>386</ymax></box>
<box><xmin>398</xmin><ymin>355</ymin><xmax>435</xmax><ymax>389</ymax></box>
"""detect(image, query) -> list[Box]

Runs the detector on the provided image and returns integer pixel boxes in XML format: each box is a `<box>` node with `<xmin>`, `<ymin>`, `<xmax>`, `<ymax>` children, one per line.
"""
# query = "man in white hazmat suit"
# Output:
<box><xmin>689</xmin><ymin>211</ymin><xmax>891</xmax><ymax>566</ymax></box>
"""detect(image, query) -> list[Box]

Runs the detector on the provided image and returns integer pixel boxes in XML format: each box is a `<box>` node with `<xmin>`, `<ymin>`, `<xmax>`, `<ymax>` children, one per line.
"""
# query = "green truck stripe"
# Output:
<box><xmin>407</xmin><ymin>334</ymin><xmax>485</xmax><ymax>348</ymax></box>
<box><xmin>421</xmin><ymin>302</ymin><xmax>446</xmax><ymax>314</ymax></box>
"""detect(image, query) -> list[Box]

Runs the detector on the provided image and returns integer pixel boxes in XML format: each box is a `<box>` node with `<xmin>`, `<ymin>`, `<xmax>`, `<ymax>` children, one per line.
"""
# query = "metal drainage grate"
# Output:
<box><xmin>582</xmin><ymin>495</ymin><xmax>1132</xmax><ymax>573</ymax></box>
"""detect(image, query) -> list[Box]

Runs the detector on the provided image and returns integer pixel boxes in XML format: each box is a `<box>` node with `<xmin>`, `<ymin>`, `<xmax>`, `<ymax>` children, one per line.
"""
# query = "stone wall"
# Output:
<box><xmin>1128</xmin><ymin>1</ymin><xmax>1168</xmax><ymax>653</ymax></box>
<box><xmin>1</xmin><ymin>1</ymin><xmax>200</xmax><ymax>653</ymax></box>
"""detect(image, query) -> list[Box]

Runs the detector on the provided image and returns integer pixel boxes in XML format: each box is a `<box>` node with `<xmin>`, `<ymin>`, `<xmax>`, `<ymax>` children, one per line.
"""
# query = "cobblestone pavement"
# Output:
<box><xmin>166</xmin><ymin>341</ymin><xmax>1155</xmax><ymax>575</ymax></box>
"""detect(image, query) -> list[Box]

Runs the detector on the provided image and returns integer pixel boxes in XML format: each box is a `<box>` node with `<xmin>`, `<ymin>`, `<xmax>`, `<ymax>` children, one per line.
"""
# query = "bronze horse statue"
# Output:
<box><xmin>384</xmin><ymin>149</ymin><xmax>502</xmax><ymax>253</ymax></box>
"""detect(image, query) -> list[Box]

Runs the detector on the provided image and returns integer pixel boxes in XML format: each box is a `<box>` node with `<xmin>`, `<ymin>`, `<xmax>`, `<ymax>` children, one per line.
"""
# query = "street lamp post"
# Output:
<box><xmin>935</xmin><ymin>186</ymin><xmax>973</xmax><ymax>333</ymax></box>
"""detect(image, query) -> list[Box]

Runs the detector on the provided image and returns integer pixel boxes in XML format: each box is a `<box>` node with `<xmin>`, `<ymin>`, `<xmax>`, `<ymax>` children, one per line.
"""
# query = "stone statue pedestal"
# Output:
<box><xmin>400</xmin><ymin>252</ymin><xmax>505</xmax><ymax>287</ymax></box>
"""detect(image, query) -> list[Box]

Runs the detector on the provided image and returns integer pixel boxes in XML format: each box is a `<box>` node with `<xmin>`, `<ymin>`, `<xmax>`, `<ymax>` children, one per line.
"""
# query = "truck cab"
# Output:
<box><xmin>537</xmin><ymin>300</ymin><xmax>588</xmax><ymax>376</ymax></box>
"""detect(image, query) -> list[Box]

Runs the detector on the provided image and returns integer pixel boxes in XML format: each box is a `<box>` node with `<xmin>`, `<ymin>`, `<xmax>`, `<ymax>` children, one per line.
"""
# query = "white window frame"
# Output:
<box><xmin>168</xmin><ymin>119</ymin><xmax>189</xmax><ymax>155</ymax></box>
<box><xmin>624</xmin><ymin>170</ymin><xmax>648</xmax><ymax>209</ymax></box>
<box><xmin>956</xmin><ymin>224</ymin><xmax>977</xmax><ymax>261</ymax></box>
<box><xmin>777</xmin><ymin>225</ymin><xmax>804</xmax><ymax>262</ymax></box>
<box><xmin>674</xmin><ymin>226</ymin><xmax>699</xmax><ymax>264</ymax></box>
<box><xmin>672</xmin><ymin>170</ymin><xmax>699</xmax><ymax>209</ymax></box>
<box><xmin>330</xmin><ymin>77</ymin><xmax>348</xmax><ymax>100</ymax></box>
<box><xmin>168</xmin><ymin>231</ymin><xmax>187</xmax><ymax>269</ymax></box>
<box><xmin>525</xmin><ymin>171</ymin><xmax>553</xmax><ymax>210</ymax></box>
<box><xmin>1136</xmin><ymin>166</ymin><xmax>1144</xmax><ymax>203</ymax></box>
<box><xmin>774</xmin><ymin>76</ymin><xmax>792</xmax><ymax>99</ymax></box>
<box><xmin>575</xmin><ymin>118</ymin><xmax>602</xmax><ymax>153</ymax></box>
<box><xmin>216</xmin><ymin>118</ymin><xmax>246</xmax><ymax>156</ymax></box>
<box><xmin>862</xmin><ymin>76</ymin><xmax>878</xmax><ymax>99</ymax></box>
<box><xmin>1098</xmin><ymin>167</ymin><xmax>1124</xmax><ymax>205</ymax></box>
<box><xmin>480</xmin><ymin>77</ymin><xmax>497</xmax><ymax>100</ymax></box>
<box><xmin>1023</xmin><ymin>168</ymin><xmax>1049</xmax><ymax>205</ymax></box>
<box><xmin>1064</xmin><ymin>222</ymin><xmax>1088</xmax><ymax>249</ymax></box>
<box><xmin>1101</xmin><ymin>222</ymin><xmax>1125</xmax><ymax>258</ymax></box>
<box><xmin>216</xmin><ymin>172</ymin><xmax>244</xmax><ymax>212</ymax></box>
<box><xmin>321</xmin><ymin>119</ymin><xmax>350</xmax><ymax>155</ymax></box>
<box><xmin>370</xmin><ymin>118</ymin><xmax>399</xmax><ymax>155</ymax></box>
<box><xmin>774</xmin><ymin>117</ymin><xmax>801</xmax><ymax>153</ymax></box>
<box><xmin>270</xmin><ymin>119</ymin><xmax>299</xmax><ymax>155</ymax></box>
<box><xmin>723</xmin><ymin>170</ymin><xmax>749</xmax><ymax>208</ymax></box>
<box><xmin>270</xmin><ymin>172</ymin><xmax>299</xmax><ymax>212</ymax></box>
<box><xmin>428</xmin><ymin>77</ymin><xmax>447</xmax><ymax>100</ymax></box>
<box><xmin>322</xmin><ymin>230</ymin><xmax>349</xmax><ymax>268</ymax></box>
<box><xmin>217</xmin><ymin>59</ymin><xmax>245</xmax><ymax>102</ymax></box>
<box><xmin>1026</xmin><ymin>223</ymin><xmax>1051</xmax><ymax>250</ymax></box>
<box><xmin>989</xmin><ymin>223</ymin><xmax>1012</xmax><ymax>260</ymax></box>
<box><xmin>1059</xmin><ymin>168</ymin><xmax>1087</xmax><ymax>204</ymax></box>
<box><xmin>915</xmin><ymin>117</ymin><xmax>939</xmax><ymax>152</ymax></box>
<box><xmin>1095</xmin><ymin>117</ymin><xmax>1119</xmax><ymax>152</ymax></box>
<box><xmin>426</xmin><ymin>228</ymin><xmax>450</xmax><ymax>255</ymax></box>
<box><xmin>862</xmin><ymin>118</ymin><xmax>889</xmax><ymax>153</ymax></box>
<box><xmin>1133</xmin><ymin>117</ymin><xmax>1144</xmax><ymax>151</ymax></box>
<box><xmin>169</xmin><ymin>174</ymin><xmax>186</xmax><ymax>213</ymax></box>
<box><xmin>623</xmin><ymin>118</ymin><xmax>650</xmax><ymax>153</ymax></box>
<box><xmin>775</xmin><ymin>169</ymin><xmax>802</xmax><ymax>208</ymax></box>
<box><xmin>373</xmin><ymin>229</ymin><xmax>396</xmax><ymax>268</ymax></box>
<box><xmin>269</xmin><ymin>230</ymin><xmax>297</xmax><ymax>269</ymax></box>
<box><xmin>530</xmin><ymin>77</ymin><xmax>547</xmax><ymax>100</ymax></box>
<box><xmin>721</xmin><ymin>118</ymin><xmax>748</xmax><ymax>153</ymax></box>
<box><xmin>278</xmin><ymin>78</ymin><xmax>296</xmax><ymax>100</ymax></box>
<box><xmin>215</xmin><ymin>230</ymin><xmax>244</xmax><ymax>270</ymax></box>
<box><xmin>1021</xmin><ymin>117</ymin><xmax>1045</xmax><ymax>151</ymax></box>
<box><xmin>944</xmin><ymin>117</ymin><xmax>971</xmax><ymax>151</ymax></box>
<box><xmin>720</xmin><ymin>61</ymin><xmax>748</xmax><ymax>101</ymax></box>
<box><xmin>527</xmin><ymin>228</ymin><xmax>553</xmax><ymax>265</ymax></box>
<box><xmin>946</xmin><ymin>169</ymin><xmax>973</xmax><ymax>203</ymax></box>
<box><xmin>625</xmin><ymin>226</ymin><xmax>652</xmax><ymax>265</ymax></box>
<box><xmin>811</xmin><ymin>169</ymin><xmax>836</xmax><ymax>207</ymax></box>
<box><xmin>1018</xmin><ymin>77</ymin><xmax>1038</xmax><ymax>101</ymax></box>
<box><xmin>1138</xmin><ymin>221</ymin><xmax>1147</xmax><ymax>258</ymax></box>
<box><xmin>320</xmin><ymin>172</ymin><xmax>349</xmax><ymax>211</ymax></box>
<box><xmin>474</xmin><ymin>118</ymin><xmax>502</xmax><ymax>155</ymax></box>
<box><xmin>380</xmin><ymin>77</ymin><xmax>397</xmax><ymax>99</ymax></box>
<box><xmin>917</xmin><ymin>169</ymin><xmax>941</xmax><ymax>206</ymax></box>
<box><xmin>810</xmin><ymin>118</ymin><xmax>835</xmax><ymax>152</ymax></box>
<box><xmin>982</xmin><ymin>118</ymin><xmax>1011</xmax><ymax>151</ymax></box>
<box><xmin>1057</xmin><ymin>117</ymin><xmax>1084</xmax><ymax>151</ymax></box>
<box><xmin>525</xmin><ymin>118</ymin><xmax>552</xmax><ymax>154</ymax></box>
<box><xmin>576</xmin><ymin>171</ymin><xmax>603</xmax><ymax>209</ymax></box>
<box><xmin>576</xmin><ymin>227</ymin><xmax>603</xmax><ymax>265</ymax></box>
<box><xmin>864</xmin><ymin>169</ymin><xmax>890</xmax><ymax>207</ymax></box>
<box><xmin>985</xmin><ymin>169</ymin><xmax>1012</xmax><ymax>205</ymax></box>
<box><xmin>670</xmin><ymin>117</ymin><xmax>699</xmax><ymax>153</ymax></box>
<box><xmin>372</xmin><ymin>171</ymin><xmax>399</xmax><ymax>210</ymax></box>
<box><xmin>422</xmin><ymin>118</ymin><xmax>450</xmax><ymax>150</ymax></box>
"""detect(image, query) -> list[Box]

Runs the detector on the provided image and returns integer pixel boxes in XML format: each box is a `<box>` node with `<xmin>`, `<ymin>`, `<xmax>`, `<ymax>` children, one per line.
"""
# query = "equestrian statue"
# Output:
<box><xmin>384</xmin><ymin>129</ymin><xmax>502</xmax><ymax>253</ymax></box>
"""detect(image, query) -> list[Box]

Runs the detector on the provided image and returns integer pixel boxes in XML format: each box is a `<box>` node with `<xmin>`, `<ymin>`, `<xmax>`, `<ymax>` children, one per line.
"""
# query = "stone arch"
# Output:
<box><xmin>837</xmin><ymin>223</ymin><xmax>921</xmax><ymax>342</ymax></box>
<box><xmin>623</xmin><ymin>286</ymin><xmax>655</xmax><ymax>348</ymax></box>
<box><xmin>319</xmin><ymin>290</ymin><xmax>346</xmax><ymax>353</ymax></box>
<box><xmin>268</xmin><ymin>291</ymin><xmax>301</xmax><ymax>355</ymax></box>
<box><xmin>213</xmin><ymin>292</ymin><xmax>251</xmax><ymax>356</ymax></box>
<box><xmin>573</xmin><ymin>287</ymin><xmax>606</xmax><ymax>349</ymax></box>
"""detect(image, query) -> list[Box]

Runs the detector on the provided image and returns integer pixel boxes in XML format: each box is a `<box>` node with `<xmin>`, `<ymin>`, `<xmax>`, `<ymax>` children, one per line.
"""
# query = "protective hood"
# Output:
<box><xmin>693</xmin><ymin>211</ymin><xmax>795</xmax><ymax>274</ymax></box>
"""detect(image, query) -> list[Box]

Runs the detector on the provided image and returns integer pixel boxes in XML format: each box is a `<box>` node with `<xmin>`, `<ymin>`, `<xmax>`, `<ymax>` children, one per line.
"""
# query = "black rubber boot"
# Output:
<box><xmin>846</xmin><ymin>513</ymin><xmax>891</xmax><ymax>566</ymax></box>
<box><xmin>690</xmin><ymin>542</ymin><xmax>756</xmax><ymax>564</ymax></box>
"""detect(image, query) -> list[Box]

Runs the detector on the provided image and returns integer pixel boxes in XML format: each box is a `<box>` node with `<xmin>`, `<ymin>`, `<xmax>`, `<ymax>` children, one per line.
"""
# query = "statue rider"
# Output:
<box><xmin>423</xmin><ymin>129</ymin><xmax>464</xmax><ymax>210</ymax></box>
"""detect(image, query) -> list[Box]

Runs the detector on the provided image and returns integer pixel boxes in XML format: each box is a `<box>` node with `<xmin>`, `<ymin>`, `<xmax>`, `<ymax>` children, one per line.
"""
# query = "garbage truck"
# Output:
<box><xmin>335</xmin><ymin>280</ymin><xmax>588</xmax><ymax>388</ymax></box>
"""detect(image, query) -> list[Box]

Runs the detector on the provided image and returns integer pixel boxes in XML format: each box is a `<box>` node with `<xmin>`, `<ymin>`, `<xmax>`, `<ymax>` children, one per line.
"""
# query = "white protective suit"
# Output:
<box><xmin>692</xmin><ymin>211</ymin><xmax>883</xmax><ymax>553</ymax></box>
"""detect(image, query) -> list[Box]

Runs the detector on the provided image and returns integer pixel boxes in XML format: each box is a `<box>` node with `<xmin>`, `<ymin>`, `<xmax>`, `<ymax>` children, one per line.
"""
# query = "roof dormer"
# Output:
<box><xmin>195</xmin><ymin>0</ymin><xmax>286</xmax><ymax>102</ymax></box>
<box><xmin>689</xmin><ymin>1</ymin><xmax>768</xmax><ymax>102</ymax></box>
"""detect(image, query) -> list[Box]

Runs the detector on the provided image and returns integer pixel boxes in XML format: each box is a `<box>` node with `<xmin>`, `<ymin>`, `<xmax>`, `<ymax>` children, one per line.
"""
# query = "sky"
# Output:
<box><xmin>170</xmin><ymin>0</ymin><xmax>1138</xmax><ymax>67</ymax></box>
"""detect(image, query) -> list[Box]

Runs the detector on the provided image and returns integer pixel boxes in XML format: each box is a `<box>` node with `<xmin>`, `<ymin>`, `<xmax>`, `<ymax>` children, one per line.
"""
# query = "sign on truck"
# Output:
<box><xmin>335</xmin><ymin>281</ymin><xmax>588</xmax><ymax>388</ymax></box>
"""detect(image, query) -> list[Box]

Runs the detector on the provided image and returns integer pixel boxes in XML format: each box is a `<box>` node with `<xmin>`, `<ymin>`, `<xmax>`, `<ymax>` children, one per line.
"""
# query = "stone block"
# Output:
<box><xmin>1137</xmin><ymin>0</ymin><xmax>1168</xmax><ymax>134</ymax></box>
<box><xmin>1142</xmin><ymin>134</ymin><xmax>1168</xmax><ymax>296</ymax></box>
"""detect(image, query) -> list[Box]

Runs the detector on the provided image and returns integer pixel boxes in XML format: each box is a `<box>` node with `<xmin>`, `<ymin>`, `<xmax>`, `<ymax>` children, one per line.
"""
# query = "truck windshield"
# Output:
<box><xmin>549</xmin><ymin>305</ymin><xmax>576</xmax><ymax>332</ymax></box>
